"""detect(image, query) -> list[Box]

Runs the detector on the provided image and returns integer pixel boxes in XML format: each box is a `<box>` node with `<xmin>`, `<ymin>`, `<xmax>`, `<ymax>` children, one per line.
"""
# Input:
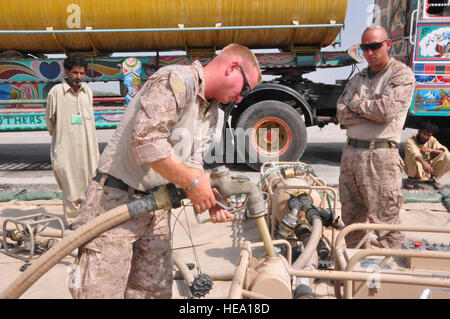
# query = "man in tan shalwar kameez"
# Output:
<box><xmin>404</xmin><ymin>122</ymin><xmax>450</xmax><ymax>190</ymax></box>
<box><xmin>45</xmin><ymin>54</ymin><xmax>99</xmax><ymax>227</ymax></box>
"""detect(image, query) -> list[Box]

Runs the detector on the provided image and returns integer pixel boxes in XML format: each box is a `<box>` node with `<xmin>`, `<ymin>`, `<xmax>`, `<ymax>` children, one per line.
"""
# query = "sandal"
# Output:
<box><xmin>404</xmin><ymin>178</ymin><xmax>415</xmax><ymax>190</ymax></box>
<box><xmin>429</xmin><ymin>176</ymin><xmax>443</xmax><ymax>190</ymax></box>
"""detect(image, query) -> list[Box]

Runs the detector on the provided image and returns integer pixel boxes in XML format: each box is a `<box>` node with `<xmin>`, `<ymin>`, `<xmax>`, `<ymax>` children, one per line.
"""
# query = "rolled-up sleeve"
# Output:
<box><xmin>131</xmin><ymin>77</ymin><xmax>182</xmax><ymax>165</ymax></box>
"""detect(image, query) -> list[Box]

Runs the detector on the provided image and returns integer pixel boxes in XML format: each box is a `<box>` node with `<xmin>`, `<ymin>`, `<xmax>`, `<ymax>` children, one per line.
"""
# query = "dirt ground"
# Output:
<box><xmin>0</xmin><ymin>188</ymin><xmax>449</xmax><ymax>299</ymax></box>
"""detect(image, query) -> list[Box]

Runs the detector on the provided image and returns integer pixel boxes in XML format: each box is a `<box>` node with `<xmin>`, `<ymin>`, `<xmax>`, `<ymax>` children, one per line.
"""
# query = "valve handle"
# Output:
<box><xmin>194</xmin><ymin>200</ymin><xmax>243</xmax><ymax>224</ymax></box>
<box><xmin>194</xmin><ymin>213</ymin><xmax>211</xmax><ymax>225</ymax></box>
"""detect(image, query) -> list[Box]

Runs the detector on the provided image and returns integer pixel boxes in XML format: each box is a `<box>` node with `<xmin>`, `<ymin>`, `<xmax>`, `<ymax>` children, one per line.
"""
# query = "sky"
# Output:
<box><xmin>304</xmin><ymin>0</ymin><xmax>375</xmax><ymax>84</ymax></box>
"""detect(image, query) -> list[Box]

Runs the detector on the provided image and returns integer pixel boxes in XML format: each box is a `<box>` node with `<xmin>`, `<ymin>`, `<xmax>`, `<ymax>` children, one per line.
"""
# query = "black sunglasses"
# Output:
<box><xmin>360</xmin><ymin>40</ymin><xmax>388</xmax><ymax>52</ymax></box>
<box><xmin>239</xmin><ymin>66</ymin><xmax>252</xmax><ymax>98</ymax></box>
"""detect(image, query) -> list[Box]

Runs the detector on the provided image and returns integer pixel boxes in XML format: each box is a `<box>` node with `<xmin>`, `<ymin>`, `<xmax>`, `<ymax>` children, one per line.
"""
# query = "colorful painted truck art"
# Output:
<box><xmin>412</xmin><ymin>21</ymin><xmax>450</xmax><ymax>115</ymax></box>
<box><xmin>413</xmin><ymin>85</ymin><xmax>450</xmax><ymax>112</ymax></box>
<box><xmin>0</xmin><ymin>58</ymin><xmax>127</xmax><ymax>130</ymax></box>
<box><xmin>415</xmin><ymin>24</ymin><xmax>450</xmax><ymax>61</ymax></box>
<box><xmin>0</xmin><ymin>51</ymin><xmax>357</xmax><ymax>131</ymax></box>
<box><xmin>372</xmin><ymin>0</ymin><xmax>450</xmax><ymax>140</ymax></box>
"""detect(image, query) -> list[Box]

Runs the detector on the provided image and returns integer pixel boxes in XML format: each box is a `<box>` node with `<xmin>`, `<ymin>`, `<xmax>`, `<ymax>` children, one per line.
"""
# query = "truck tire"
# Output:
<box><xmin>235</xmin><ymin>100</ymin><xmax>307</xmax><ymax>171</ymax></box>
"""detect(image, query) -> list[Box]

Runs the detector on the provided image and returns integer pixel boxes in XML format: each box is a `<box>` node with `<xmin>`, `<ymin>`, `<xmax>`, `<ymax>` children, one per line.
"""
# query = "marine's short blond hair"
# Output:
<box><xmin>362</xmin><ymin>24</ymin><xmax>389</xmax><ymax>40</ymax></box>
<box><xmin>218</xmin><ymin>43</ymin><xmax>262</xmax><ymax>83</ymax></box>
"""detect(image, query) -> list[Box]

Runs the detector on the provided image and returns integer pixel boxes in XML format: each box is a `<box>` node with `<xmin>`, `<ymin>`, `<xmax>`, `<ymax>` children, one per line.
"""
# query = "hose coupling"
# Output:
<box><xmin>127</xmin><ymin>183</ymin><xmax>187</xmax><ymax>218</ymax></box>
<box><xmin>279</xmin><ymin>212</ymin><xmax>298</xmax><ymax>238</ymax></box>
<box><xmin>40</xmin><ymin>238</ymin><xmax>58</xmax><ymax>250</ymax></box>
<box><xmin>280</xmin><ymin>194</ymin><xmax>313</xmax><ymax>238</ymax></box>
<box><xmin>280</xmin><ymin>165</ymin><xmax>314</xmax><ymax>179</ymax></box>
<box><xmin>306</xmin><ymin>206</ymin><xmax>338</xmax><ymax>228</ymax></box>
<box><xmin>294</xmin><ymin>222</ymin><xmax>312</xmax><ymax>242</ymax></box>
<box><xmin>287</xmin><ymin>195</ymin><xmax>302</xmax><ymax>212</ymax></box>
<box><xmin>6</xmin><ymin>229</ymin><xmax>22</xmax><ymax>243</ymax></box>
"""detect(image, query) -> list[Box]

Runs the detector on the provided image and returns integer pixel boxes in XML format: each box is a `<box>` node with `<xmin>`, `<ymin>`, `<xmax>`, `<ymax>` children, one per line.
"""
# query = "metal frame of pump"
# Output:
<box><xmin>226</xmin><ymin>162</ymin><xmax>450</xmax><ymax>299</ymax></box>
<box><xmin>232</xmin><ymin>161</ymin><xmax>344</xmax><ymax>299</ymax></box>
<box><xmin>260</xmin><ymin>161</ymin><xmax>341</xmax><ymax>239</ymax></box>
<box><xmin>332</xmin><ymin>223</ymin><xmax>450</xmax><ymax>299</ymax></box>
<box><xmin>2</xmin><ymin>213</ymin><xmax>64</xmax><ymax>261</ymax></box>
<box><xmin>228</xmin><ymin>225</ymin><xmax>450</xmax><ymax>299</ymax></box>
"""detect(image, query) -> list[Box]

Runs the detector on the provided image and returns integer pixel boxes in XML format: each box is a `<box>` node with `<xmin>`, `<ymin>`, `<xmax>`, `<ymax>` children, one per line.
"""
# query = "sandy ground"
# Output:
<box><xmin>0</xmin><ymin>198</ymin><xmax>263</xmax><ymax>299</ymax></box>
<box><xmin>0</xmin><ymin>187</ymin><xmax>449</xmax><ymax>299</ymax></box>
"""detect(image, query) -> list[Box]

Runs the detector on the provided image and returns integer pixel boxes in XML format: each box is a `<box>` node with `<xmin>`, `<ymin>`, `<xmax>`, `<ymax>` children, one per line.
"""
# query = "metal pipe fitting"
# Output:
<box><xmin>210</xmin><ymin>166</ymin><xmax>266</xmax><ymax>217</ymax></box>
<box><xmin>210</xmin><ymin>166</ymin><xmax>275</xmax><ymax>257</ymax></box>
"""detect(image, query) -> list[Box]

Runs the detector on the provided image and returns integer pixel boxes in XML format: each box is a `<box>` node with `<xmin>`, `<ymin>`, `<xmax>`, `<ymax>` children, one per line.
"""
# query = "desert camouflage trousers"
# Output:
<box><xmin>68</xmin><ymin>178</ymin><xmax>172</xmax><ymax>299</ymax></box>
<box><xmin>339</xmin><ymin>145</ymin><xmax>406</xmax><ymax>249</ymax></box>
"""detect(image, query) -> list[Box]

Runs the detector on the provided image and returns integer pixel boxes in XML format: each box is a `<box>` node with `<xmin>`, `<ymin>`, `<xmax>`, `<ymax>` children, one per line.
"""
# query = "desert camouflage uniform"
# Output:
<box><xmin>69</xmin><ymin>179</ymin><xmax>172</xmax><ymax>299</ymax></box>
<box><xmin>69</xmin><ymin>61</ymin><xmax>219</xmax><ymax>299</ymax></box>
<box><xmin>337</xmin><ymin>58</ymin><xmax>415</xmax><ymax>249</ymax></box>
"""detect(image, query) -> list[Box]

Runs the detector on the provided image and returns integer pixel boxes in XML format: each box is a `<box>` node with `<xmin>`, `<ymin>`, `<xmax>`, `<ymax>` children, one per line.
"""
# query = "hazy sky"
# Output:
<box><xmin>332</xmin><ymin>0</ymin><xmax>376</xmax><ymax>50</ymax></box>
<box><xmin>305</xmin><ymin>0</ymin><xmax>375</xmax><ymax>84</ymax></box>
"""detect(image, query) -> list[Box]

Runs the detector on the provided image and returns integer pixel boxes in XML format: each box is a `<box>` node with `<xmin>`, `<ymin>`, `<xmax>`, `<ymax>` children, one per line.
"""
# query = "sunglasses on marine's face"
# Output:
<box><xmin>360</xmin><ymin>40</ymin><xmax>388</xmax><ymax>52</ymax></box>
<box><xmin>239</xmin><ymin>66</ymin><xmax>251</xmax><ymax>98</ymax></box>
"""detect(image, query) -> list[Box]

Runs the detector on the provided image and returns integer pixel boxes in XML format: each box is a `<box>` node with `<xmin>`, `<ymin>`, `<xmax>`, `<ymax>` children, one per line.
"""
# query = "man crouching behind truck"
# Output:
<box><xmin>404</xmin><ymin>121</ymin><xmax>450</xmax><ymax>190</ymax></box>
<box><xmin>69</xmin><ymin>43</ymin><xmax>262</xmax><ymax>299</ymax></box>
<box><xmin>336</xmin><ymin>25</ymin><xmax>416</xmax><ymax>249</ymax></box>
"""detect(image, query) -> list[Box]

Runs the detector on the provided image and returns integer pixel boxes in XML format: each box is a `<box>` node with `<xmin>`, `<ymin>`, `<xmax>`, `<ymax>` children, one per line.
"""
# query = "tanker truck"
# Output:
<box><xmin>0</xmin><ymin>0</ymin><xmax>363</xmax><ymax>170</ymax></box>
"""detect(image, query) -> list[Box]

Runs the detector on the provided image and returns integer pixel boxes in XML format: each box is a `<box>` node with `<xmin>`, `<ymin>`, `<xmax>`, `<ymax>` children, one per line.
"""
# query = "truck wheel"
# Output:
<box><xmin>235</xmin><ymin>100</ymin><xmax>307</xmax><ymax>171</ymax></box>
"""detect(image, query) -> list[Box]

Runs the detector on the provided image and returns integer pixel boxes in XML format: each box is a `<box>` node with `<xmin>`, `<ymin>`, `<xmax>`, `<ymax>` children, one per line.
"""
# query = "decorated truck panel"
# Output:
<box><xmin>374</xmin><ymin>0</ymin><xmax>450</xmax><ymax>144</ymax></box>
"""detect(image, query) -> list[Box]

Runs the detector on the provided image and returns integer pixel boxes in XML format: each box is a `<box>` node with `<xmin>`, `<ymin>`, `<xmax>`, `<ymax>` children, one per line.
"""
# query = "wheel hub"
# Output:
<box><xmin>252</xmin><ymin>117</ymin><xmax>291</xmax><ymax>157</ymax></box>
